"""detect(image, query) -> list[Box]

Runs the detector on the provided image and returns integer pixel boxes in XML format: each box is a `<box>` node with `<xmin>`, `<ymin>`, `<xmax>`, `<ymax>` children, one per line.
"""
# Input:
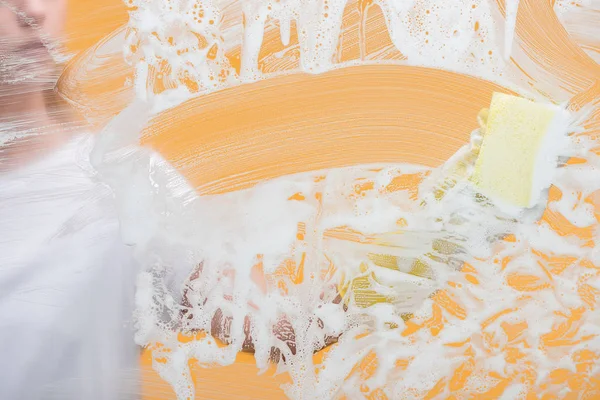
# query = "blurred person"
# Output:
<box><xmin>0</xmin><ymin>1</ymin><xmax>139</xmax><ymax>399</ymax></box>
<box><xmin>0</xmin><ymin>0</ymin><xmax>69</xmax><ymax>164</ymax></box>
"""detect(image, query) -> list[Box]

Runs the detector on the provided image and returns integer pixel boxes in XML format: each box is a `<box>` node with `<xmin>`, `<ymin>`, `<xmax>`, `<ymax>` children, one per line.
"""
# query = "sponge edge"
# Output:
<box><xmin>470</xmin><ymin>92</ymin><xmax>571</xmax><ymax>211</ymax></box>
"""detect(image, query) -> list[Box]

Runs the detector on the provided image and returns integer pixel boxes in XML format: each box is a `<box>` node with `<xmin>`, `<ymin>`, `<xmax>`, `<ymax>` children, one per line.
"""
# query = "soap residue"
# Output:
<box><xmin>123</xmin><ymin>0</ymin><xmax>511</xmax><ymax>98</ymax></box>
<box><xmin>93</xmin><ymin>96</ymin><xmax>600</xmax><ymax>399</ymax></box>
<box><xmin>86</xmin><ymin>0</ymin><xmax>600</xmax><ymax>398</ymax></box>
<box><xmin>554</xmin><ymin>0</ymin><xmax>600</xmax><ymax>64</ymax></box>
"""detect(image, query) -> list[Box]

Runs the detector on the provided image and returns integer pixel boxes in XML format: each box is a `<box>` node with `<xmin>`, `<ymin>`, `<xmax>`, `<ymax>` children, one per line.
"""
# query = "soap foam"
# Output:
<box><xmin>89</xmin><ymin>0</ymin><xmax>600</xmax><ymax>398</ymax></box>
<box><xmin>92</xmin><ymin>97</ymin><xmax>600</xmax><ymax>398</ymax></box>
<box><xmin>123</xmin><ymin>0</ymin><xmax>513</xmax><ymax>99</ymax></box>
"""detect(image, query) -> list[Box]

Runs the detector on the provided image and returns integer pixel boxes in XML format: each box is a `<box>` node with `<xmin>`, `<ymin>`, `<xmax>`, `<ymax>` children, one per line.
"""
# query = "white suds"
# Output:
<box><xmin>88</xmin><ymin>0</ymin><xmax>600</xmax><ymax>398</ymax></box>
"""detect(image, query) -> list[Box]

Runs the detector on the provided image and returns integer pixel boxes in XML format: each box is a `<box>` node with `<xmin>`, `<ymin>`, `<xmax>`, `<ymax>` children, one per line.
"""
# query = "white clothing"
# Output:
<box><xmin>0</xmin><ymin>134</ymin><xmax>140</xmax><ymax>399</ymax></box>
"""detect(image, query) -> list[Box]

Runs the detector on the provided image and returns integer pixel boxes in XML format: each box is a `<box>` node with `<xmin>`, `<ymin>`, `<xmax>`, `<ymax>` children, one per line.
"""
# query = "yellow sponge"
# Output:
<box><xmin>470</xmin><ymin>93</ymin><xmax>570</xmax><ymax>209</ymax></box>
<box><xmin>336</xmin><ymin>93</ymin><xmax>570</xmax><ymax>314</ymax></box>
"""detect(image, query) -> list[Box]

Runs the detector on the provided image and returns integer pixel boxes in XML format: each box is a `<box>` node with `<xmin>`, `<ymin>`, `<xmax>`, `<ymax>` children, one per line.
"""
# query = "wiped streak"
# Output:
<box><xmin>64</xmin><ymin>0</ymin><xmax>128</xmax><ymax>55</ymax></box>
<box><xmin>338</xmin><ymin>1</ymin><xmax>405</xmax><ymax>63</ymax></box>
<box><xmin>140</xmin><ymin>65</ymin><xmax>512</xmax><ymax>195</ymax></box>
<box><xmin>497</xmin><ymin>0</ymin><xmax>600</xmax><ymax>97</ymax></box>
<box><xmin>554</xmin><ymin>1</ymin><xmax>600</xmax><ymax>64</ymax></box>
<box><xmin>58</xmin><ymin>27</ymin><xmax>134</xmax><ymax>127</ymax></box>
